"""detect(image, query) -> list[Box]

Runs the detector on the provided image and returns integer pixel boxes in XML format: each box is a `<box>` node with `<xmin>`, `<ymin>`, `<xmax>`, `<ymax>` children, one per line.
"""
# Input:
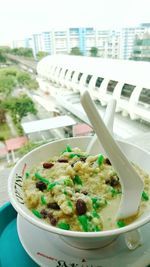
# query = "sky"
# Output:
<box><xmin>0</xmin><ymin>0</ymin><xmax>150</xmax><ymax>45</ymax></box>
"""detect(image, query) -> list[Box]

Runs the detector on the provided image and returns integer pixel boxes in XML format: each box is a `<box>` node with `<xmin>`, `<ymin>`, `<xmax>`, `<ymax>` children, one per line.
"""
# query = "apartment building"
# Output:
<box><xmin>12</xmin><ymin>24</ymin><xmax>150</xmax><ymax>60</ymax></box>
<box><xmin>131</xmin><ymin>26</ymin><xmax>150</xmax><ymax>61</ymax></box>
<box><xmin>119</xmin><ymin>27</ymin><xmax>145</xmax><ymax>60</ymax></box>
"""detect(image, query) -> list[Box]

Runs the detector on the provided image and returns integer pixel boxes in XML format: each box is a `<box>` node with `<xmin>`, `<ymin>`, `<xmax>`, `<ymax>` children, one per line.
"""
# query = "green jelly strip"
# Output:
<box><xmin>92</xmin><ymin>225</ymin><xmax>101</xmax><ymax>232</ymax></box>
<box><xmin>92</xmin><ymin>197</ymin><xmax>98</xmax><ymax>204</ymax></box>
<box><xmin>92</xmin><ymin>210</ymin><xmax>100</xmax><ymax>218</ymax></box>
<box><xmin>69</xmin><ymin>153</ymin><xmax>83</xmax><ymax>158</ymax></box>
<box><xmin>61</xmin><ymin>144</ymin><xmax>72</xmax><ymax>154</ymax></box>
<box><xmin>117</xmin><ymin>220</ymin><xmax>126</xmax><ymax>228</ymax></box>
<box><xmin>96</xmin><ymin>154</ymin><xmax>104</xmax><ymax>166</ymax></box>
<box><xmin>111</xmin><ymin>188</ymin><xmax>119</xmax><ymax>197</ymax></box>
<box><xmin>64</xmin><ymin>178</ymin><xmax>73</xmax><ymax>186</ymax></box>
<box><xmin>25</xmin><ymin>172</ymin><xmax>30</xmax><ymax>178</ymax></box>
<box><xmin>41</xmin><ymin>195</ymin><xmax>47</xmax><ymax>205</ymax></box>
<box><xmin>67</xmin><ymin>200</ymin><xmax>73</xmax><ymax>208</ymax></box>
<box><xmin>57</xmin><ymin>222</ymin><xmax>70</xmax><ymax>230</ymax></box>
<box><xmin>63</xmin><ymin>189</ymin><xmax>68</xmax><ymax>195</ymax></box>
<box><xmin>92</xmin><ymin>197</ymin><xmax>100</xmax><ymax>209</ymax></box>
<box><xmin>35</xmin><ymin>172</ymin><xmax>50</xmax><ymax>184</ymax></box>
<box><xmin>66</xmin><ymin>144</ymin><xmax>72</xmax><ymax>152</ymax></box>
<box><xmin>78</xmin><ymin>215</ymin><xmax>89</xmax><ymax>232</ymax></box>
<box><xmin>142</xmin><ymin>191</ymin><xmax>149</xmax><ymax>201</ymax></box>
<box><xmin>32</xmin><ymin>209</ymin><xmax>42</xmax><ymax>218</ymax></box>
<box><xmin>47</xmin><ymin>181</ymin><xmax>58</xmax><ymax>191</ymax></box>
<box><xmin>73</xmin><ymin>175</ymin><xmax>82</xmax><ymax>185</ymax></box>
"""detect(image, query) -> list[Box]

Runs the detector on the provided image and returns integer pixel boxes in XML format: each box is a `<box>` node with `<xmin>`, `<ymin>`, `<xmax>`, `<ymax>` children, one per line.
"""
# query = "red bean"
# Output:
<box><xmin>57</xmin><ymin>159</ymin><xmax>68</xmax><ymax>163</ymax></box>
<box><xmin>40</xmin><ymin>209</ymin><xmax>48</xmax><ymax>218</ymax></box>
<box><xmin>36</xmin><ymin>181</ymin><xmax>47</xmax><ymax>191</ymax></box>
<box><xmin>104</xmin><ymin>158</ymin><xmax>111</xmax><ymax>165</ymax></box>
<box><xmin>48</xmin><ymin>213</ymin><xmax>58</xmax><ymax>226</ymax></box>
<box><xmin>76</xmin><ymin>199</ymin><xmax>87</xmax><ymax>215</ymax></box>
<box><xmin>43</xmin><ymin>162</ymin><xmax>54</xmax><ymax>169</ymax></box>
<box><xmin>47</xmin><ymin>202</ymin><xmax>60</xmax><ymax>210</ymax></box>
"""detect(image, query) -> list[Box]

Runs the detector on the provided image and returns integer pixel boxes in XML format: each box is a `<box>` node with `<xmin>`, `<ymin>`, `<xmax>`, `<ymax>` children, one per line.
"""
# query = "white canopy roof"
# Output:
<box><xmin>22</xmin><ymin>115</ymin><xmax>76</xmax><ymax>134</ymax></box>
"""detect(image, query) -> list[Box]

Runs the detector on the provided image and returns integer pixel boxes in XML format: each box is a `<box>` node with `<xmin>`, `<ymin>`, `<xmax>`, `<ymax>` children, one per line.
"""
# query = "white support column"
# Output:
<box><xmin>129</xmin><ymin>85</ymin><xmax>143</xmax><ymax>120</ymax></box>
<box><xmin>53</xmin><ymin>66</ymin><xmax>61</xmax><ymax>83</ymax></box>
<box><xmin>6</xmin><ymin>152</ymin><xmax>10</xmax><ymax>164</ymax></box>
<box><xmin>70</xmin><ymin>71</ymin><xmax>80</xmax><ymax>91</ymax></box>
<box><xmin>11</xmin><ymin>150</ymin><xmax>16</xmax><ymax>163</ymax></box>
<box><xmin>78</xmin><ymin>73</ymin><xmax>88</xmax><ymax>93</ymax></box>
<box><xmin>58</xmin><ymin>68</ymin><xmax>67</xmax><ymax>86</ymax></box>
<box><xmin>88</xmin><ymin>75</ymin><xmax>98</xmax><ymax>91</ymax></box>
<box><xmin>64</xmin><ymin>69</ymin><xmax>72</xmax><ymax>89</ymax></box>
<box><xmin>112</xmin><ymin>81</ymin><xmax>124</xmax><ymax>111</ymax></box>
<box><xmin>98</xmin><ymin>78</ymin><xmax>110</xmax><ymax>105</ymax></box>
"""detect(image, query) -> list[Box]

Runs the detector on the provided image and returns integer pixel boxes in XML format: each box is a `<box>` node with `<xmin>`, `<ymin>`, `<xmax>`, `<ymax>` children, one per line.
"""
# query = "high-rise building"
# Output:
<box><xmin>119</xmin><ymin>27</ymin><xmax>145</xmax><ymax>60</ymax></box>
<box><xmin>41</xmin><ymin>32</ymin><xmax>52</xmax><ymax>54</ymax></box>
<box><xmin>95</xmin><ymin>30</ymin><xmax>120</xmax><ymax>59</ymax></box>
<box><xmin>12</xmin><ymin>24</ymin><xmax>150</xmax><ymax>61</ymax></box>
<box><xmin>32</xmin><ymin>34</ymin><xmax>43</xmax><ymax>55</ymax></box>
<box><xmin>131</xmin><ymin>31</ymin><xmax>150</xmax><ymax>61</ymax></box>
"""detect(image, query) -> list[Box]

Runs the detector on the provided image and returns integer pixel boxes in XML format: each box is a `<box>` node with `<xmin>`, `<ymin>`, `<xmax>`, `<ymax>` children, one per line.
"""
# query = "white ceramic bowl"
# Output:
<box><xmin>8</xmin><ymin>137</ymin><xmax>150</xmax><ymax>249</ymax></box>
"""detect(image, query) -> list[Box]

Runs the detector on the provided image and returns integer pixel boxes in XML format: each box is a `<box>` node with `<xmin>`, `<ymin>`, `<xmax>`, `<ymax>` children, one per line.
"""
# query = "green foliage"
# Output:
<box><xmin>0</xmin><ymin>52</ymin><xmax>6</xmax><ymax>63</ymax></box>
<box><xmin>0</xmin><ymin>106</ymin><xmax>6</xmax><ymax>123</ymax></box>
<box><xmin>36</xmin><ymin>51</ymin><xmax>49</xmax><ymax>60</ymax></box>
<box><xmin>26</xmin><ymin>79</ymin><xmax>38</xmax><ymax>89</ymax></box>
<box><xmin>4</xmin><ymin>94</ymin><xmax>37</xmax><ymax>122</ymax></box>
<box><xmin>0</xmin><ymin>46</ymin><xmax>11</xmax><ymax>53</ymax></box>
<box><xmin>70</xmin><ymin>47</ymin><xmax>83</xmax><ymax>56</ymax></box>
<box><xmin>0</xmin><ymin>67</ymin><xmax>18</xmax><ymax>77</ymax></box>
<box><xmin>11</xmin><ymin>47</ymin><xmax>33</xmax><ymax>58</ymax></box>
<box><xmin>0</xmin><ymin>75</ymin><xmax>16</xmax><ymax>96</ymax></box>
<box><xmin>18</xmin><ymin>140</ymin><xmax>47</xmax><ymax>156</ymax></box>
<box><xmin>17</xmin><ymin>71</ymin><xmax>31</xmax><ymax>86</ymax></box>
<box><xmin>0</xmin><ymin>67</ymin><xmax>38</xmax><ymax>96</ymax></box>
<box><xmin>90</xmin><ymin>47</ymin><xmax>99</xmax><ymax>57</ymax></box>
<box><xmin>0</xmin><ymin>122</ymin><xmax>11</xmax><ymax>140</ymax></box>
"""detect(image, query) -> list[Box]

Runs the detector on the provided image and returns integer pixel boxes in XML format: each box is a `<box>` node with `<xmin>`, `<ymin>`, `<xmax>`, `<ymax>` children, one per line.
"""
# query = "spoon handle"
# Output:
<box><xmin>86</xmin><ymin>99</ymin><xmax>116</xmax><ymax>154</ymax></box>
<box><xmin>81</xmin><ymin>91</ymin><xmax>144</xmax><ymax>219</ymax></box>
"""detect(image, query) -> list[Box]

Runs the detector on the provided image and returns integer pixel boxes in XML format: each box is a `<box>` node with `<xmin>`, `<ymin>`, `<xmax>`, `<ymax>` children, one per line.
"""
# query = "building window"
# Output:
<box><xmin>138</xmin><ymin>88</ymin><xmax>150</xmax><ymax>105</ymax></box>
<box><xmin>121</xmin><ymin>83</ymin><xmax>135</xmax><ymax>99</ymax></box>
<box><xmin>78</xmin><ymin>72</ymin><xmax>83</xmax><ymax>82</ymax></box>
<box><xmin>107</xmin><ymin>80</ymin><xmax>118</xmax><ymax>93</ymax></box>
<box><xmin>85</xmin><ymin>75</ymin><xmax>92</xmax><ymax>86</ymax></box>
<box><xmin>95</xmin><ymin>77</ymin><xmax>104</xmax><ymax>89</ymax></box>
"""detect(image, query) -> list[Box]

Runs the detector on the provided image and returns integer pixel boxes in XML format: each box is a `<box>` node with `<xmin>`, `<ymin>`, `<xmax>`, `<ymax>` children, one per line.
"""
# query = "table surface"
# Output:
<box><xmin>1</xmin><ymin>132</ymin><xmax>150</xmax><ymax>207</ymax></box>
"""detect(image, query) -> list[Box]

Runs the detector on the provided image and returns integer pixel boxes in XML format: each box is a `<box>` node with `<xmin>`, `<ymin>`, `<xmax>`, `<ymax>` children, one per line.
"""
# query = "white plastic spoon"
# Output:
<box><xmin>85</xmin><ymin>95</ymin><xmax>142</xmax><ymax>250</ymax></box>
<box><xmin>81</xmin><ymin>90</ymin><xmax>144</xmax><ymax>220</ymax></box>
<box><xmin>86</xmin><ymin>98</ymin><xmax>116</xmax><ymax>155</ymax></box>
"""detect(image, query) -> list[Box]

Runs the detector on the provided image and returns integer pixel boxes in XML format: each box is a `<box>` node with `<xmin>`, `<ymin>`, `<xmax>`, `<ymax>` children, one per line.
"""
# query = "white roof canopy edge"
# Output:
<box><xmin>21</xmin><ymin>115</ymin><xmax>76</xmax><ymax>134</ymax></box>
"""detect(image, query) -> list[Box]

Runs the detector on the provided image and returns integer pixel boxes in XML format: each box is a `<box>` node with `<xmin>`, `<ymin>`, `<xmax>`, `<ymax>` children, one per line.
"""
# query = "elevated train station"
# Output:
<box><xmin>37</xmin><ymin>55</ymin><xmax>150</xmax><ymax>123</ymax></box>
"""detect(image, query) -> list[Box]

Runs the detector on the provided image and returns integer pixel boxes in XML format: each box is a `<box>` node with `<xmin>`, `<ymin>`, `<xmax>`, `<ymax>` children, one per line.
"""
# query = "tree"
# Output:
<box><xmin>90</xmin><ymin>47</ymin><xmax>99</xmax><ymax>57</ymax></box>
<box><xmin>0</xmin><ymin>101</ymin><xmax>6</xmax><ymax>123</ymax></box>
<box><xmin>17</xmin><ymin>71</ymin><xmax>31</xmax><ymax>86</ymax></box>
<box><xmin>0</xmin><ymin>75</ymin><xmax>16</xmax><ymax>96</ymax></box>
<box><xmin>70</xmin><ymin>47</ymin><xmax>83</xmax><ymax>56</ymax></box>
<box><xmin>36</xmin><ymin>51</ymin><xmax>49</xmax><ymax>60</ymax></box>
<box><xmin>4</xmin><ymin>95</ymin><xmax>37</xmax><ymax>123</ymax></box>
<box><xmin>26</xmin><ymin>79</ymin><xmax>39</xmax><ymax>90</ymax></box>
<box><xmin>11</xmin><ymin>47</ymin><xmax>33</xmax><ymax>58</ymax></box>
<box><xmin>0</xmin><ymin>46</ymin><xmax>11</xmax><ymax>53</ymax></box>
<box><xmin>0</xmin><ymin>52</ymin><xmax>6</xmax><ymax>63</ymax></box>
